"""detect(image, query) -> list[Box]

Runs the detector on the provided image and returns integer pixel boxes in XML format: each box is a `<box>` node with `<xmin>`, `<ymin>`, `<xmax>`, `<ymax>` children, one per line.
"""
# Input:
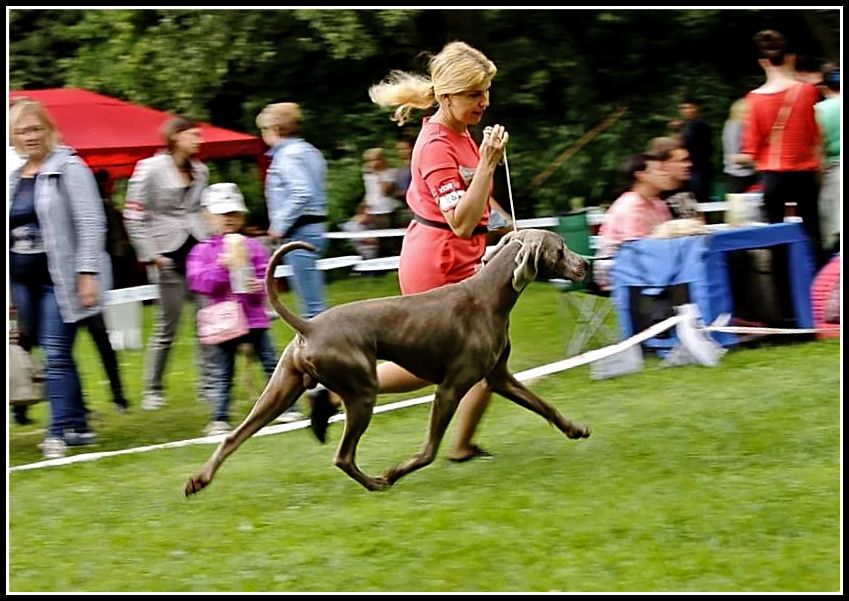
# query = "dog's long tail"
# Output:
<box><xmin>265</xmin><ymin>241</ymin><xmax>315</xmax><ymax>336</ymax></box>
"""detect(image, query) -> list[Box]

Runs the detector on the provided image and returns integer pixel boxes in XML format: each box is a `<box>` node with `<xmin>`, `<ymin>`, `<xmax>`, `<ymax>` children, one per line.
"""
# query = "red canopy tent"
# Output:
<box><xmin>9</xmin><ymin>88</ymin><xmax>264</xmax><ymax>180</ymax></box>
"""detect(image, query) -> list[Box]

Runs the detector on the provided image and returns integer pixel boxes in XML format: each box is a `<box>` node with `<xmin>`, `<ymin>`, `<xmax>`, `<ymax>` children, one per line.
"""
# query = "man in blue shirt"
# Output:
<box><xmin>257</xmin><ymin>102</ymin><xmax>328</xmax><ymax>319</ymax></box>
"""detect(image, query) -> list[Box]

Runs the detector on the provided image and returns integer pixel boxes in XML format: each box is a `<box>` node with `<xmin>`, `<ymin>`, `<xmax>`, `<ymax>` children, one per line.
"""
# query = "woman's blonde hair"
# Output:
<box><xmin>256</xmin><ymin>102</ymin><xmax>302</xmax><ymax>137</ymax></box>
<box><xmin>9</xmin><ymin>97</ymin><xmax>61</xmax><ymax>154</ymax></box>
<box><xmin>369</xmin><ymin>41</ymin><xmax>497</xmax><ymax>125</ymax></box>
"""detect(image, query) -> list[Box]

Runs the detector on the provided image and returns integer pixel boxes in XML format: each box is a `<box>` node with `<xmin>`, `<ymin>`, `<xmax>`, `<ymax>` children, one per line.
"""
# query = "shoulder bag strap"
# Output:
<box><xmin>768</xmin><ymin>83</ymin><xmax>803</xmax><ymax>171</ymax></box>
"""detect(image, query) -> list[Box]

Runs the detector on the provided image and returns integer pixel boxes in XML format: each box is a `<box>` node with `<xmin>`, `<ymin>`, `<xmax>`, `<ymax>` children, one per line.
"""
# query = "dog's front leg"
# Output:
<box><xmin>383</xmin><ymin>380</ymin><xmax>473</xmax><ymax>485</ymax></box>
<box><xmin>184</xmin><ymin>358</ymin><xmax>305</xmax><ymax>497</ymax></box>
<box><xmin>487</xmin><ymin>365</ymin><xmax>591</xmax><ymax>440</ymax></box>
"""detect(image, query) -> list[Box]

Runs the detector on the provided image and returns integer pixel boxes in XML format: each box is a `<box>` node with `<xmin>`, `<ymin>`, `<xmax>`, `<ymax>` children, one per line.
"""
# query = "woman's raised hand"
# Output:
<box><xmin>481</xmin><ymin>124</ymin><xmax>509</xmax><ymax>169</ymax></box>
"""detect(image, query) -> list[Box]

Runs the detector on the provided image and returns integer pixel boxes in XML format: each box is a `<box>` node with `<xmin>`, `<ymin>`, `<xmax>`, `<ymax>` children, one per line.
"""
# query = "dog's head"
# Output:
<box><xmin>490</xmin><ymin>229</ymin><xmax>588</xmax><ymax>291</ymax></box>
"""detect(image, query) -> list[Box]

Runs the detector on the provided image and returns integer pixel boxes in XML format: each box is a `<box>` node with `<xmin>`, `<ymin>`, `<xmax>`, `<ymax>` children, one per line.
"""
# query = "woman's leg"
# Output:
<box><xmin>326</xmin><ymin>361</ymin><xmax>430</xmax><ymax>406</ymax></box>
<box><xmin>85</xmin><ymin>312</ymin><xmax>127</xmax><ymax>408</ymax></box>
<box><xmin>312</xmin><ymin>361</ymin><xmax>430</xmax><ymax>443</ymax></box>
<box><xmin>11</xmin><ymin>281</ymin><xmax>37</xmax><ymax>426</ymax></box>
<box><xmin>38</xmin><ymin>283</ymin><xmax>85</xmax><ymax>438</ymax></box>
<box><xmin>760</xmin><ymin>172</ymin><xmax>787</xmax><ymax>224</ymax></box>
<box><xmin>789</xmin><ymin>170</ymin><xmax>823</xmax><ymax>265</ymax></box>
<box><xmin>284</xmin><ymin>223</ymin><xmax>328</xmax><ymax>319</ymax></box>
<box><xmin>377</xmin><ymin>362</ymin><xmax>431</xmax><ymax>394</ymax></box>
<box><xmin>446</xmin><ymin>380</ymin><xmax>493</xmax><ymax>461</ymax></box>
<box><xmin>142</xmin><ymin>264</ymin><xmax>185</xmax><ymax>405</ymax></box>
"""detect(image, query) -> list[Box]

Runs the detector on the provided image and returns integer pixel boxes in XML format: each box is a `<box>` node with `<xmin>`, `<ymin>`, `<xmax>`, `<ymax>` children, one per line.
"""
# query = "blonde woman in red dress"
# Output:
<box><xmin>311</xmin><ymin>41</ymin><xmax>508</xmax><ymax>462</ymax></box>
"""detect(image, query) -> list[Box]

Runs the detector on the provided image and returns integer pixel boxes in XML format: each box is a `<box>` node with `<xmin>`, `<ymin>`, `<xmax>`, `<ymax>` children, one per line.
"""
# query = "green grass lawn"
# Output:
<box><xmin>8</xmin><ymin>274</ymin><xmax>841</xmax><ymax>592</ymax></box>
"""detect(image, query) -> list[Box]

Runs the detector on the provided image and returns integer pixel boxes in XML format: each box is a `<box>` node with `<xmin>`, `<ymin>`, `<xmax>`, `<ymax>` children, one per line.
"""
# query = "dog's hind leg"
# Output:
<box><xmin>333</xmin><ymin>392</ymin><xmax>391</xmax><ymax>491</ymax></box>
<box><xmin>184</xmin><ymin>357</ymin><xmax>305</xmax><ymax>497</ymax></box>
<box><xmin>383</xmin><ymin>379</ymin><xmax>476</xmax><ymax>485</ymax></box>
<box><xmin>486</xmin><ymin>361</ymin><xmax>591</xmax><ymax>440</ymax></box>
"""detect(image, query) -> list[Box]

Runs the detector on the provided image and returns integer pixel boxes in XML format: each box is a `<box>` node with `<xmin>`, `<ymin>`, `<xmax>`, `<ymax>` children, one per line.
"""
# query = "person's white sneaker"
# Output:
<box><xmin>63</xmin><ymin>430</ymin><xmax>97</xmax><ymax>447</ymax></box>
<box><xmin>203</xmin><ymin>421</ymin><xmax>232</xmax><ymax>437</ymax></box>
<box><xmin>40</xmin><ymin>437</ymin><xmax>67</xmax><ymax>460</ymax></box>
<box><xmin>141</xmin><ymin>392</ymin><xmax>166</xmax><ymax>410</ymax></box>
<box><xmin>275</xmin><ymin>410</ymin><xmax>305</xmax><ymax>423</ymax></box>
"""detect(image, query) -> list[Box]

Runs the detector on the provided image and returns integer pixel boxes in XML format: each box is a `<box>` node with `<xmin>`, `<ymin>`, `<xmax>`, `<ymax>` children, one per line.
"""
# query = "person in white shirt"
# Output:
<box><xmin>361</xmin><ymin>147</ymin><xmax>399</xmax><ymax>228</ymax></box>
<box><xmin>361</xmin><ymin>146</ymin><xmax>402</xmax><ymax>255</ymax></box>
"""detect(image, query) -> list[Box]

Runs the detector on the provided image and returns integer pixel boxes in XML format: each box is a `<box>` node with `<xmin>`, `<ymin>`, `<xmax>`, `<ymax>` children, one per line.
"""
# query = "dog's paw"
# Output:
<box><xmin>184</xmin><ymin>474</ymin><xmax>210</xmax><ymax>497</ymax></box>
<box><xmin>566</xmin><ymin>423</ymin><xmax>591</xmax><ymax>439</ymax></box>
<box><xmin>364</xmin><ymin>476</ymin><xmax>392</xmax><ymax>492</ymax></box>
<box><xmin>382</xmin><ymin>466</ymin><xmax>403</xmax><ymax>484</ymax></box>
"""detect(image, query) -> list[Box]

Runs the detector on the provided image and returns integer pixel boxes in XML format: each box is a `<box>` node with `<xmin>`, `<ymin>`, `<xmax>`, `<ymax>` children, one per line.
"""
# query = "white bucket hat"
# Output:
<box><xmin>202</xmin><ymin>182</ymin><xmax>247</xmax><ymax>214</ymax></box>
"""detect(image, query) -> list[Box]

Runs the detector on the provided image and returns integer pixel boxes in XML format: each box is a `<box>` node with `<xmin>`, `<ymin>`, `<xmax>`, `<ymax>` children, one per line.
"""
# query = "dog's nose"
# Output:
<box><xmin>575</xmin><ymin>257</ymin><xmax>589</xmax><ymax>281</ymax></box>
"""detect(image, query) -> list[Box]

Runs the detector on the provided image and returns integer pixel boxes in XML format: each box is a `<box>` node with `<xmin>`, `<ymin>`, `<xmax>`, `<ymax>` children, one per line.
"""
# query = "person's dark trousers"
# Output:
<box><xmin>84</xmin><ymin>312</ymin><xmax>128</xmax><ymax>410</ymax></box>
<box><xmin>11</xmin><ymin>332</ymin><xmax>35</xmax><ymax>425</ymax></box>
<box><xmin>11</xmin><ymin>279</ymin><xmax>90</xmax><ymax>438</ymax></box>
<box><xmin>762</xmin><ymin>170</ymin><xmax>823</xmax><ymax>265</ymax></box>
<box><xmin>690</xmin><ymin>166</ymin><xmax>713</xmax><ymax>203</ymax></box>
<box><xmin>725</xmin><ymin>173</ymin><xmax>760</xmax><ymax>194</ymax></box>
<box><xmin>12</xmin><ymin>405</ymin><xmax>32</xmax><ymax>425</ymax></box>
<box><xmin>212</xmin><ymin>328</ymin><xmax>278</xmax><ymax>423</ymax></box>
<box><xmin>761</xmin><ymin>170</ymin><xmax>822</xmax><ymax>323</ymax></box>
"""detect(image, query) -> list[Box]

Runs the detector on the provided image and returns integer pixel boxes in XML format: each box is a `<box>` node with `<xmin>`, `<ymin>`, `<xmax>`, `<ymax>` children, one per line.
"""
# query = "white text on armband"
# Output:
<box><xmin>438</xmin><ymin>189</ymin><xmax>465</xmax><ymax>211</ymax></box>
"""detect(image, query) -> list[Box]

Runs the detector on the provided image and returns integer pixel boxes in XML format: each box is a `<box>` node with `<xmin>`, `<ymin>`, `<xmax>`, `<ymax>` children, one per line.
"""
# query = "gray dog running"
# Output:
<box><xmin>184</xmin><ymin>229</ymin><xmax>591</xmax><ymax>494</ymax></box>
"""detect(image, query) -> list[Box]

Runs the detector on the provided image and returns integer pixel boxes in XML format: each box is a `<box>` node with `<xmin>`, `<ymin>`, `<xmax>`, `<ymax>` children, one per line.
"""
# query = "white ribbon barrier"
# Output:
<box><xmin>102</xmin><ymin>285</ymin><xmax>161</xmax><ymax>351</ymax></box>
<box><xmin>103</xmin><ymin>284</ymin><xmax>160</xmax><ymax>306</ymax></box>
<box><xmin>704</xmin><ymin>325</ymin><xmax>820</xmax><ymax>335</ymax></box>
<box><xmin>10</xmin><ymin>308</ymin><xmax>830</xmax><ymax>473</ymax></box>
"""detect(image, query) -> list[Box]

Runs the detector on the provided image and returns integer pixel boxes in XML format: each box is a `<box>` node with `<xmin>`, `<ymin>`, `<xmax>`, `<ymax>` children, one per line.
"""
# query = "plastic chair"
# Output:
<box><xmin>556</xmin><ymin>211</ymin><xmax>618</xmax><ymax>356</ymax></box>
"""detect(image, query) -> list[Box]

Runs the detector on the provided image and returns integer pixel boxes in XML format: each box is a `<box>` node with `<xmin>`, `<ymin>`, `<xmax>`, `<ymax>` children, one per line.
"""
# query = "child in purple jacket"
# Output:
<box><xmin>187</xmin><ymin>183</ymin><xmax>301</xmax><ymax>436</ymax></box>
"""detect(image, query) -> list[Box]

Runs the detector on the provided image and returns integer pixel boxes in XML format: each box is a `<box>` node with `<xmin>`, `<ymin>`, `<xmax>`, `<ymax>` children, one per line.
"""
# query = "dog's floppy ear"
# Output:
<box><xmin>512</xmin><ymin>236</ymin><xmax>543</xmax><ymax>291</ymax></box>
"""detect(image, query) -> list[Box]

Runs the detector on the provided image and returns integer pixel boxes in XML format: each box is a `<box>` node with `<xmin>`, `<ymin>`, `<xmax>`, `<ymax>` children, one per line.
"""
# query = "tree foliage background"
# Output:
<box><xmin>8</xmin><ymin>8</ymin><xmax>841</xmax><ymax>227</ymax></box>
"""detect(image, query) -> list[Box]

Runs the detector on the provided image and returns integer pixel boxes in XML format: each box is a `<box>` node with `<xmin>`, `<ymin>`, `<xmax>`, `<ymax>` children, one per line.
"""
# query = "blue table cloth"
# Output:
<box><xmin>611</xmin><ymin>223</ymin><xmax>815</xmax><ymax>348</ymax></box>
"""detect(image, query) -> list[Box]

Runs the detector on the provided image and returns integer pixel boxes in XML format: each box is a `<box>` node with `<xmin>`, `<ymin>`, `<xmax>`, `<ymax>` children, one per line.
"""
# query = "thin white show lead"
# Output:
<box><xmin>484</xmin><ymin>125</ymin><xmax>518</xmax><ymax>232</ymax></box>
<box><xmin>503</xmin><ymin>148</ymin><xmax>518</xmax><ymax>234</ymax></box>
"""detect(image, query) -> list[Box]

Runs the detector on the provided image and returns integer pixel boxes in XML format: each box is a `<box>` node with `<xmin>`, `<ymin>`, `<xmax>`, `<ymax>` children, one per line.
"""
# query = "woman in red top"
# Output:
<box><xmin>312</xmin><ymin>41</ymin><xmax>508</xmax><ymax>462</ymax></box>
<box><xmin>739</xmin><ymin>29</ymin><xmax>822</xmax><ymax>255</ymax></box>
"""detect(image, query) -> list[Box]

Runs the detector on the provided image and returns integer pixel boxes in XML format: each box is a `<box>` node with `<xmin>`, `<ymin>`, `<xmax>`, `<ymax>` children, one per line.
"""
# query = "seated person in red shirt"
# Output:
<box><xmin>595</xmin><ymin>153</ymin><xmax>675</xmax><ymax>290</ymax></box>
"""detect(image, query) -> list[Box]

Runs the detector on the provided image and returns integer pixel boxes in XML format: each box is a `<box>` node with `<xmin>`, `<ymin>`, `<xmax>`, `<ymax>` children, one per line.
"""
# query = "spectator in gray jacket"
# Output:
<box><xmin>124</xmin><ymin>116</ymin><xmax>215</xmax><ymax>410</ymax></box>
<box><xmin>722</xmin><ymin>97</ymin><xmax>759</xmax><ymax>194</ymax></box>
<box><xmin>9</xmin><ymin>98</ymin><xmax>110</xmax><ymax>458</ymax></box>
